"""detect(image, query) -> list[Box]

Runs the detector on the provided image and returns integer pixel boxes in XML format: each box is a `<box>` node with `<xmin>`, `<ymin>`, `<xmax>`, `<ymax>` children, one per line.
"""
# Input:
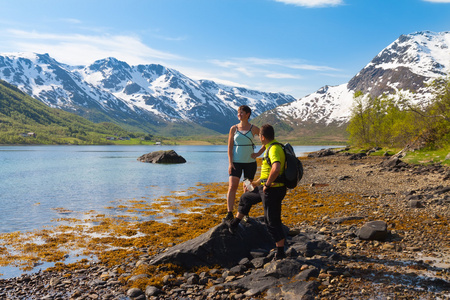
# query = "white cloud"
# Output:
<box><xmin>290</xmin><ymin>63</ymin><xmax>339</xmax><ymax>71</ymax></box>
<box><xmin>60</xmin><ymin>18</ymin><xmax>82</xmax><ymax>24</ymax></box>
<box><xmin>203</xmin><ymin>57</ymin><xmax>342</xmax><ymax>97</ymax></box>
<box><xmin>274</xmin><ymin>0</ymin><xmax>344</xmax><ymax>7</ymax></box>
<box><xmin>2</xmin><ymin>29</ymin><xmax>183</xmax><ymax>65</ymax></box>
<box><xmin>266</xmin><ymin>73</ymin><xmax>302</xmax><ymax>79</ymax></box>
<box><xmin>0</xmin><ymin>28</ymin><xmax>340</xmax><ymax>98</ymax></box>
<box><xmin>210</xmin><ymin>57</ymin><xmax>337</xmax><ymax>73</ymax></box>
<box><xmin>423</xmin><ymin>0</ymin><xmax>450</xmax><ymax>2</ymax></box>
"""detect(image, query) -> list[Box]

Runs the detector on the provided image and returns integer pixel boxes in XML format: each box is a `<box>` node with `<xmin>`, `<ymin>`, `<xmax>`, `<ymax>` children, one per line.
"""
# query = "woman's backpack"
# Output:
<box><xmin>264</xmin><ymin>142</ymin><xmax>304</xmax><ymax>189</ymax></box>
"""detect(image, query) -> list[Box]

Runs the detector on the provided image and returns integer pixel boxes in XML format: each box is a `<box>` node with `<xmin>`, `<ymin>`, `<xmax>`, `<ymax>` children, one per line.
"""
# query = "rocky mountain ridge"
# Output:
<box><xmin>0</xmin><ymin>53</ymin><xmax>295</xmax><ymax>135</ymax></box>
<box><xmin>2</xmin><ymin>31</ymin><xmax>449</xmax><ymax>138</ymax></box>
<box><xmin>257</xmin><ymin>31</ymin><xmax>450</xmax><ymax>138</ymax></box>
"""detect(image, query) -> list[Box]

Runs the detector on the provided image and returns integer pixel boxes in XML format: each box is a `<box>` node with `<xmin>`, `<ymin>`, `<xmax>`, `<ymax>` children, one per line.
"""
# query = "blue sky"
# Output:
<box><xmin>1</xmin><ymin>0</ymin><xmax>450</xmax><ymax>99</ymax></box>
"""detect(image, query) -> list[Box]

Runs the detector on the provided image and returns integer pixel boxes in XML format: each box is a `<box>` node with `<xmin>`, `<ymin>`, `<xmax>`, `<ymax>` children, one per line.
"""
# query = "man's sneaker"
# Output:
<box><xmin>222</xmin><ymin>212</ymin><xmax>234</xmax><ymax>223</ymax></box>
<box><xmin>273</xmin><ymin>251</ymin><xmax>286</xmax><ymax>261</ymax></box>
<box><xmin>242</xmin><ymin>215</ymin><xmax>250</xmax><ymax>224</ymax></box>
<box><xmin>228</xmin><ymin>218</ymin><xmax>240</xmax><ymax>234</ymax></box>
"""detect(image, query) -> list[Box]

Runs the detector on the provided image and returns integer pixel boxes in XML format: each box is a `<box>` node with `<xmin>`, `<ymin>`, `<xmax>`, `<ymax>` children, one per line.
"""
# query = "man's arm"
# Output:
<box><xmin>263</xmin><ymin>161</ymin><xmax>281</xmax><ymax>191</ymax></box>
<box><xmin>251</xmin><ymin>146</ymin><xmax>265</xmax><ymax>159</ymax></box>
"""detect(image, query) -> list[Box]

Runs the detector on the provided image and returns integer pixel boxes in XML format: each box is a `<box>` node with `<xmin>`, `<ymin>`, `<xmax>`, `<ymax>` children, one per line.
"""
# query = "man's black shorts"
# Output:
<box><xmin>229</xmin><ymin>162</ymin><xmax>257</xmax><ymax>180</ymax></box>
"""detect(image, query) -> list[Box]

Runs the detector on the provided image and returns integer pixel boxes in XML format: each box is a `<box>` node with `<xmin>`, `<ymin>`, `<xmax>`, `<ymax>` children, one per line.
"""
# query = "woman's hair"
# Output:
<box><xmin>261</xmin><ymin>124</ymin><xmax>275</xmax><ymax>140</ymax></box>
<box><xmin>238</xmin><ymin>105</ymin><xmax>251</xmax><ymax>117</ymax></box>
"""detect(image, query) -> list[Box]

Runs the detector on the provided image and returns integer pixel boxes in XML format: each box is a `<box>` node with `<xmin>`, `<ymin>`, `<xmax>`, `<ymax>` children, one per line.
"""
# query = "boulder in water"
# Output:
<box><xmin>138</xmin><ymin>150</ymin><xmax>186</xmax><ymax>164</ymax></box>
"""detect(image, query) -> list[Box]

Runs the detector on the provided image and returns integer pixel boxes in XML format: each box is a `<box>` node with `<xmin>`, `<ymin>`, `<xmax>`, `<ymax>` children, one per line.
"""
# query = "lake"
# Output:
<box><xmin>0</xmin><ymin>144</ymin><xmax>339</xmax><ymax>234</ymax></box>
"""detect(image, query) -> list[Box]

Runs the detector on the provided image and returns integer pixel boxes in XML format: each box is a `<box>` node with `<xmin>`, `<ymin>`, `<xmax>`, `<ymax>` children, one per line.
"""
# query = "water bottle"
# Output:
<box><xmin>243</xmin><ymin>178</ymin><xmax>254</xmax><ymax>192</ymax></box>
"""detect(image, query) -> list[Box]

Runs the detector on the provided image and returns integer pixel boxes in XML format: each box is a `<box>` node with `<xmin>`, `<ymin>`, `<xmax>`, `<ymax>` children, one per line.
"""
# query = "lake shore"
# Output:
<box><xmin>0</xmin><ymin>151</ymin><xmax>449</xmax><ymax>299</ymax></box>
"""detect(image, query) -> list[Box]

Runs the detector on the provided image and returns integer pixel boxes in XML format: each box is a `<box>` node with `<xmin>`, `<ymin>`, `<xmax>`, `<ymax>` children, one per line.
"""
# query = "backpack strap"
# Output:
<box><xmin>264</xmin><ymin>142</ymin><xmax>283</xmax><ymax>166</ymax></box>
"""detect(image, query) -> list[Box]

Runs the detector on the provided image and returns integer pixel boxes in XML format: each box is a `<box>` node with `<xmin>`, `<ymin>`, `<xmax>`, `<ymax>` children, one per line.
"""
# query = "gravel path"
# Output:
<box><xmin>296</xmin><ymin>152</ymin><xmax>450</xmax><ymax>299</ymax></box>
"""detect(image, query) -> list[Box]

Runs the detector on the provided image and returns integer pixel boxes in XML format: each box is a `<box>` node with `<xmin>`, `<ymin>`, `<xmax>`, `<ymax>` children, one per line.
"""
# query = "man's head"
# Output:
<box><xmin>260</xmin><ymin>124</ymin><xmax>275</xmax><ymax>145</ymax></box>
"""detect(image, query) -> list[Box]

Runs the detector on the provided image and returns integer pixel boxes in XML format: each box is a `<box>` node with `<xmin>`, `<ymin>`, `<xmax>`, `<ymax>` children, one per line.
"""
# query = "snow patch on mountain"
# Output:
<box><xmin>369</xmin><ymin>31</ymin><xmax>450</xmax><ymax>77</ymax></box>
<box><xmin>268</xmin><ymin>31</ymin><xmax>450</xmax><ymax>127</ymax></box>
<box><xmin>276</xmin><ymin>84</ymin><xmax>354</xmax><ymax>125</ymax></box>
<box><xmin>0</xmin><ymin>53</ymin><xmax>295</xmax><ymax>133</ymax></box>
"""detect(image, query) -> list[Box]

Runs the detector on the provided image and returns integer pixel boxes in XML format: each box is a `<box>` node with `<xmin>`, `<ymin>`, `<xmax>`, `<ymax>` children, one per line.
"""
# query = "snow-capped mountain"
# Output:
<box><xmin>262</xmin><ymin>31</ymin><xmax>450</xmax><ymax>130</ymax></box>
<box><xmin>0</xmin><ymin>53</ymin><xmax>295</xmax><ymax>134</ymax></box>
<box><xmin>3</xmin><ymin>31</ymin><xmax>448</xmax><ymax>138</ymax></box>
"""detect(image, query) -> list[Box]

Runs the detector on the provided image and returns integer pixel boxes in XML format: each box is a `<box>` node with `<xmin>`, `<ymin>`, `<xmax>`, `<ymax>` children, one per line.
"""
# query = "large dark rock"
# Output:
<box><xmin>138</xmin><ymin>150</ymin><xmax>186</xmax><ymax>164</ymax></box>
<box><xmin>279</xmin><ymin>281</ymin><xmax>319</xmax><ymax>300</ymax></box>
<box><xmin>349</xmin><ymin>152</ymin><xmax>367</xmax><ymax>160</ymax></box>
<box><xmin>149</xmin><ymin>217</ymin><xmax>331</xmax><ymax>270</ymax></box>
<box><xmin>381</xmin><ymin>157</ymin><xmax>402</xmax><ymax>168</ymax></box>
<box><xmin>228</xmin><ymin>259</ymin><xmax>320</xmax><ymax>299</ymax></box>
<box><xmin>149</xmin><ymin>218</ymin><xmax>276</xmax><ymax>268</ymax></box>
<box><xmin>307</xmin><ymin>148</ymin><xmax>336</xmax><ymax>158</ymax></box>
<box><xmin>357</xmin><ymin>220</ymin><xmax>388</xmax><ymax>241</ymax></box>
<box><xmin>149</xmin><ymin>217</ymin><xmax>331</xmax><ymax>298</ymax></box>
<box><xmin>327</xmin><ymin>216</ymin><xmax>365</xmax><ymax>224</ymax></box>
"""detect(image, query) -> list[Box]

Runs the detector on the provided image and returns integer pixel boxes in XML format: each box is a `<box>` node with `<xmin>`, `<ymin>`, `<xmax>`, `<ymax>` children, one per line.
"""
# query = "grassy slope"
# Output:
<box><xmin>0</xmin><ymin>80</ymin><xmax>145</xmax><ymax>144</ymax></box>
<box><xmin>403</xmin><ymin>145</ymin><xmax>450</xmax><ymax>166</ymax></box>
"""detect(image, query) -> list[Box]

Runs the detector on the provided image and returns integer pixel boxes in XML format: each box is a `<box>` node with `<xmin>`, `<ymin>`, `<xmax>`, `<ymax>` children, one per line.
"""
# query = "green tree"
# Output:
<box><xmin>347</xmin><ymin>77</ymin><xmax>450</xmax><ymax>149</ymax></box>
<box><xmin>347</xmin><ymin>91</ymin><xmax>371</xmax><ymax>146</ymax></box>
<box><xmin>426</xmin><ymin>77</ymin><xmax>450</xmax><ymax>146</ymax></box>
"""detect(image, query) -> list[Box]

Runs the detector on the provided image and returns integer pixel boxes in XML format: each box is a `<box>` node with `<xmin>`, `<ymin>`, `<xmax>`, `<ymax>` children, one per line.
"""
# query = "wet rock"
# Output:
<box><xmin>307</xmin><ymin>148</ymin><xmax>336</xmax><ymax>158</ymax></box>
<box><xmin>127</xmin><ymin>287</ymin><xmax>144</xmax><ymax>298</ymax></box>
<box><xmin>138</xmin><ymin>150</ymin><xmax>186</xmax><ymax>164</ymax></box>
<box><xmin>238</xmin><ymin>257</ymin><xmax>253</xmax><ymax>268</ymax></box>
<box><xmin>327</xmin><ymin>216</ymin><xmax>365</xmax><ymax>224</ymax></box>
<box><xmin>88</xmin><ymin>279</ymin><xmax>106</xmax><ymax>287</ymax></box>
<box><xmin>406</xmin><ymin>194</ymin><xmax>423</xmax><ymax>201</ymax></box>
<box><xmin>230</xmin><ymin>270</ymin><xmax>281</xmax><ymax>295</ymax></box>
<box><xmin>264</xmin><ymin>259</ymin><xmax>304</xmax><ymax>278</ymax></box>
<box><xmin>229</xmin><ymin>264</ymin><xmax>247</xmax><ymax>276</ymax></box>
<box><xmin>186</xmin><ymin>273</ymin><xmax>200</xmax><ymax>284</ymax></box>
<box><xmin>357</xmin><ymin>220</ymin><xmax>388</xmax><ymax>241</ymax></box>
<box><xmin>280</xmin><ymin>281</ymin><xmax>319</xmax><ymax>300</ymax></box>
<box><xmin>229</xmin><ymin>259</ymin><xmax>319</xmax><ymax>300</ymax></box>
<box><xmin>286</xmin><ymin>246</ymin><xmax>299</xmax><ymax>258</ymax></box>
<box><xmin>149</xmin><ymin>218</ymin><xmax>277</xmax><ymax>268</ymax></box>
<box><xmin>295</xmin><ymin>267</ymin><xmax>320</xmax><ymax>281</ymax></box>
<box><xmin>289</xmin><ymin>234</ymin><xmax>332</xmax><ymax>257</ymax></box>
<box><xmin>408</xmin><ymin>200</ymin><xmax>424</xmax><ymax>208</ymax></box>
<box><xmin>251</xmin><ymin>257</ymin><xmax>269</xmax><ymax>268</ymax></box>
<box><xmin>145</xmin><ymin>285</ymin><xmax>162</xmax><ymax>297</ymax></box>
<box><xmin>434</xmin><ymin>186</ymin><xmax>450</xmax><ymax>195</ymax></box>
<box><xmin>250</xmin><ymin>248</ymin><xmax>269</xmax><ymax>258</ymax></box>
<box><xmin>349</xmin><ymin>153</ymin><xmax>367</xmax><ymax>160</ymax></box>
<box><xmin>128</xmin><ymin>273</ymin><xmax>149</xmax><ymax>283</ymax></box>
<box><xmin>444</xmin><ymin>171</ymin><xmax>450</xmax><ymax>181</ymax></box>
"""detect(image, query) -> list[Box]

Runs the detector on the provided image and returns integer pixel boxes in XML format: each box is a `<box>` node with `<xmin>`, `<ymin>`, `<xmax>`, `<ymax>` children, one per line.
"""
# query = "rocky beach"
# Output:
<box><xmin>0</xmin><ymin>150</ymin><xmax>449</xmax><ymax>299</ymax></box>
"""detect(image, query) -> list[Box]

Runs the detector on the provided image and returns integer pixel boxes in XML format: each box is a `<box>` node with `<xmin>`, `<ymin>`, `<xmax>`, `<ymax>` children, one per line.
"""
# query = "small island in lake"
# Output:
<box><xmin>138</xmin><ymin>150</ymin><xmax>186</xmax><ymax>164</ymax></box>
